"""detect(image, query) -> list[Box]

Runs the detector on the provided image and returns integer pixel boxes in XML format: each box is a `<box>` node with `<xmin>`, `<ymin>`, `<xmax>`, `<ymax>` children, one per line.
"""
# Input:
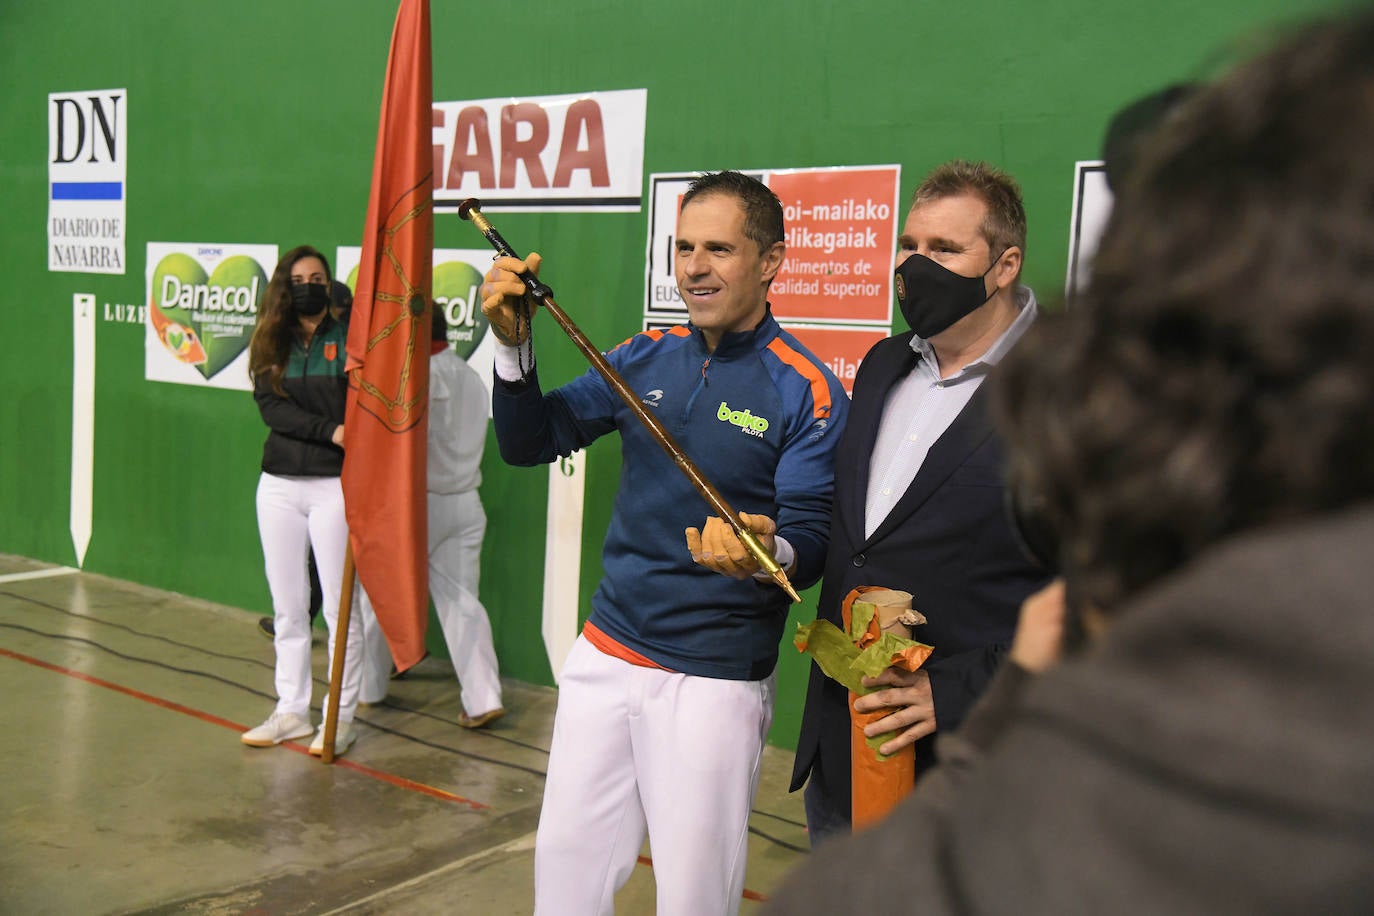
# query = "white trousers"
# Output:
<box><xmin>359</xmin><ymin>490</ymin><xmax>502</xmax><ymax>716</ymax></box>
<box><xmin>534</xmin><ymin>636</ymin><xmax>775</xmax><ymax>916</ymax></box>
<box><xmin>255</xmin><ymin>473</ymin><xmax>362</xmax><ymax>723</ymax></box>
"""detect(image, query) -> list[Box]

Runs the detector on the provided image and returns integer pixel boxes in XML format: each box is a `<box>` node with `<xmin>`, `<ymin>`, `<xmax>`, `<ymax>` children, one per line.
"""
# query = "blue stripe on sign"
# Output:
<box><xmin>50</xmin><ymin>181</ymin><xmax>124</xmax><ymax>201</ymax></box>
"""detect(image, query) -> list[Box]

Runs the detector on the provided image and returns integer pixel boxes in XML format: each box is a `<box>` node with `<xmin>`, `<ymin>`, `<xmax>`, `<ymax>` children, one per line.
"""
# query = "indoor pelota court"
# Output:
<box><xmin>0</xmin><ymin>555</ymin><xmax>810</xmax><ymax>915</ymax></box>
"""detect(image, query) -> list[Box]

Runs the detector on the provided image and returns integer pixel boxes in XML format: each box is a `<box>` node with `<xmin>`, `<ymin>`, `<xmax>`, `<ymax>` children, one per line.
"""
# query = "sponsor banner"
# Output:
<box><xmin>767</xmin><ymin>166</ymin><xmax>900</xmax><ymax>324</ymax></box>
<box><xmin>644</xmin><ymin>165</ymin><xmax>900</xmax><ymax>395</ymax></box>
<box><xmin>337</xmin><ymin>246</ymin><xmax>495</xmax><ymax>408</ymax></box>
<box><xmin>144</xmin><ymin>242</ymin><xmax>276</xmax><ymax>390</ymax></box>
<box><xmin>1066</xmin><ymin>160</ymin><xmax>1111</xmax><ymax>303</ymax></box>
<box><xmin>48</xmin><ymin>88</ymin><xmax>127</xmax><ymax>274</ymax></box>
<box><xmin>431</xmin><ymin>89</ymin><xmax>647</xmax><ymax>212</ymax></box>
<box><xmin>643</xmin><ymin>173</ymin><xmax>689</xmax><ymax>317</ymax></box>
<box><xmin>644</xmin><ymin>166</ymin><xmax>899</xmax><ymax>325</ymax></box>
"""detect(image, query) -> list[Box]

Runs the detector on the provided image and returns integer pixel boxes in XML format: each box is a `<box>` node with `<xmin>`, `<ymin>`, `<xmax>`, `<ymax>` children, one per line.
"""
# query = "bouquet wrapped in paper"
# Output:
<box><xmin>795</xmin><ymin>586</ymin><xmax>933</xmax><ymax>829</ymax></box>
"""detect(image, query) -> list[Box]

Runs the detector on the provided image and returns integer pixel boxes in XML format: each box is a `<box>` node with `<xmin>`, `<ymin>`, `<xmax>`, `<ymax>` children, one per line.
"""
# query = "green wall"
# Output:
<box><xmin>1</xmin><ymin>0</ymin><xmax>1348</xmax><ymax>746</ymax></box>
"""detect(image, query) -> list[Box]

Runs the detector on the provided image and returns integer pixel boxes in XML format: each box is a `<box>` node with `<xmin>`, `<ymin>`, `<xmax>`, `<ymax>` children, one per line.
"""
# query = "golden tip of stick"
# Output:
<box><xmin>457</xmin><ymin>199</ymin><xmax>493</xmax><ymax>232</ymax></box>
<box><xmin>773</xmin><ymin>567</ymin><xmax>802</xmax><ymax>603</ymax></box>
<box><xmin>737</xmin><ymin>526</ymin><xmax>800</xmax><ymax>601</ymax></box>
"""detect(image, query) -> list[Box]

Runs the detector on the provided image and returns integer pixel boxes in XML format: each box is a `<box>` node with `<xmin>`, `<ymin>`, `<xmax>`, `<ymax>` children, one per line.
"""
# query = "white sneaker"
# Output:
<box><xmin>308</xmin><ymin>723</ymin><xmax>356</xmax><ymax>757</ymax></box>
<box><xmin>241</xmin><ymin>711</ymin><xmax>313</xmax><ymax>747</ymax></box>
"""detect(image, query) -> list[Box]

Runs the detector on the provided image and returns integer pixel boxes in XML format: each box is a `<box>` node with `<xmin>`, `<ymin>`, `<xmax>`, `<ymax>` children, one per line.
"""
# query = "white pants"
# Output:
<box><xmin>359</xmin><ymin>489</ymin><xmax>502</xmax><ymax>716</ymax></box>
<box><xmin>255</xmin><ymin>473</ymin><xmax>362</xmax><ymax>723</ymax></box>
<box><xmin>534</xmin><ymin>636</ymin><xmax>774</xmax><ymax>916</ymax></box>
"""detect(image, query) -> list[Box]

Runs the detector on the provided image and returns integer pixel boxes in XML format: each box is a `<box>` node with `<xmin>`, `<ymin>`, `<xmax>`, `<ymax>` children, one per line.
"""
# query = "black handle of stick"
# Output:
<box><xmin>456</xmin><ymin>199</ymin><xmax>553</xmax><ymax>302</ymax></box>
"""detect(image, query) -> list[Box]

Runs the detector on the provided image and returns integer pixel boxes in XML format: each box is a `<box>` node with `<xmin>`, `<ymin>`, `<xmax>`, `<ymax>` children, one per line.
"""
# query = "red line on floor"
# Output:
<box><xmin>0</xmin><ymin>646</ymin><xmax>487</xmax><ymax>810</ymax></box>
<box><xmin>636</xmin><ymin>855</ymin><xmax>769</xmax><ymax>903</ymax></box>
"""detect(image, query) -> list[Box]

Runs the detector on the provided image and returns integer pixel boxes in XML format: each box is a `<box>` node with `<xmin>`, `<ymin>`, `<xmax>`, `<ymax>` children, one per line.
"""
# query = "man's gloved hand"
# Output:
<box><xmin>685</xmin><ymin>512</ymin><xmax>778</xmax><ymax>579</ymax></box>
<box><xmin>480</xmin><ymin>252</ymin><xmax>543</xmax><ymax>346</ymax></box>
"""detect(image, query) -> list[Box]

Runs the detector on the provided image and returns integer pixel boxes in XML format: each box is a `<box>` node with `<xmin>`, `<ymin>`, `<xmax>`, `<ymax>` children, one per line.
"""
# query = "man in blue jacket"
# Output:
<box><xmin>481</xmin><ymin>171</ymin><xmax>848</xmax><ymax>915</ymax></box>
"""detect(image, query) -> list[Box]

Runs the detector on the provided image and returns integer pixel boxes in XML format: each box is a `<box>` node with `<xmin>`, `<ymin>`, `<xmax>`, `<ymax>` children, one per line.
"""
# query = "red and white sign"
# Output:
<box><xmin>768</xmin><ymin>166</ymin><xmax>899</xmax><ymax>324</ymax></box>
<box><xmin>431</xmin><ymin>89</ymin><xmax>647</xmax><ymax>212</ymax></box>
<box><xmin>643</xmin><ymin>165</ymin><xmax>900</xmax><ymax>394</ymax></box>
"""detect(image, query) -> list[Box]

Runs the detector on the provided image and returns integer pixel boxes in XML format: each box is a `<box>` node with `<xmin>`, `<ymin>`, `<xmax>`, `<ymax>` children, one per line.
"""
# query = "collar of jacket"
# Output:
<box><xmin>687</xmin><ymin>304</ymin><xmax>781</xmax><ymax>358</ymax></box>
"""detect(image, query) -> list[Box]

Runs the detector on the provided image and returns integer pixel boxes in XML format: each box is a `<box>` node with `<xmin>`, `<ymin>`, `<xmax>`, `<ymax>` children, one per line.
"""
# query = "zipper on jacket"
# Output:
<box><xmin>294</xmin><ymin>332</ymin><xmax>327</xmax><ymax>474</ymax></box>
<box><xmin>296</xmin><ymin>337</ymin><xmax>312</xmax><ymax>474</ymax></box>
<box><xmin>678</xmin><ymin>357</ymin><xmax>711</xmax><ymax>430</ymax></box>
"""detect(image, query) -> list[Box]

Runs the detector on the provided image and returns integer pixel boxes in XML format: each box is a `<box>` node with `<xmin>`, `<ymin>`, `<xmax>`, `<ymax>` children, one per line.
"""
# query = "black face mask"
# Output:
<box><xmin>290</xmin><ymin>281</ymin><xmax>332</xmax><ymax>318</ymax></box>
<box><xmin>894</xmin><ymin>253</ymin><xmax>1000</xmax><ymax>338</ymax></box>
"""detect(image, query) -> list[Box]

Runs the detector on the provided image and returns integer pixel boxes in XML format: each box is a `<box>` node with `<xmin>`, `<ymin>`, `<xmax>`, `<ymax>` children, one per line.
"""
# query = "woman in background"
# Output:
<box><xmin>241</xmin><ymin>245</ymin><xmax>362</xmax><ymax>756</ymax></box>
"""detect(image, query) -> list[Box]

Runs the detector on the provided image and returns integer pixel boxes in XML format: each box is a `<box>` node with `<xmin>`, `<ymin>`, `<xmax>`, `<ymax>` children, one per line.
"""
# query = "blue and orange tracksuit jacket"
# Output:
<box><xmin>493</xmin><ymin>310</ymin><xmax>849</xmax><ymax>681</ymax></box>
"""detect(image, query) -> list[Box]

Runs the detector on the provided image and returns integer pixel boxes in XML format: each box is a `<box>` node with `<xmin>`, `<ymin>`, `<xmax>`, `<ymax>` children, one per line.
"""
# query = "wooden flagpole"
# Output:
<box><xmin>319</xmin><ymin>540</ymin><xmax>357</xmax><ymax>764</ymax></box>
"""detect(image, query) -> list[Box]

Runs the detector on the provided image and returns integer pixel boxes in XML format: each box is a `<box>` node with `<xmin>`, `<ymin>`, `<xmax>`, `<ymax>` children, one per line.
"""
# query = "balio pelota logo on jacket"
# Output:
<box><xmin>717</xmin><ymin>402</ymin><xmax>770</xmax><ymax>438</ymax></box>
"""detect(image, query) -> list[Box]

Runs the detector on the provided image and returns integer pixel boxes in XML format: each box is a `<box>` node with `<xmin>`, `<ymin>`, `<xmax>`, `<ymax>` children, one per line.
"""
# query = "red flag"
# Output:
<box><xmin>342</xmin><ymin>0</ymin><xmax>432</xmax><ymax>672</ymax></box>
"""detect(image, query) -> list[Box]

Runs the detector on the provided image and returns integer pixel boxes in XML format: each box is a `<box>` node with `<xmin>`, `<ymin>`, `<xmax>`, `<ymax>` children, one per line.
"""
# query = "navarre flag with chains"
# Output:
<box><xmin>342</xmin><ymin>0</ymin><xmax>433</xmax><ymax>673</ymax></box>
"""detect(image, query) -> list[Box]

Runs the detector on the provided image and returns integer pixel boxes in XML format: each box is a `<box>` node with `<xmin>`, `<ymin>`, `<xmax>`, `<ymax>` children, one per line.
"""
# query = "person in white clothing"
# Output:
<box><xmin>359</xmin><ymin>308</ymin><xmax>504</xmax><ymax>726</ymax></box>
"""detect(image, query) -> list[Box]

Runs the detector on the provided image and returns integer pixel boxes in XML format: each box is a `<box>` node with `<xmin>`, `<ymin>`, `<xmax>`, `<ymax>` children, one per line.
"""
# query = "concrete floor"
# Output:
<box><xmin>0</xmin><ymin>554</ymin><xmax>811</xmax><ymax>915</ymax></box>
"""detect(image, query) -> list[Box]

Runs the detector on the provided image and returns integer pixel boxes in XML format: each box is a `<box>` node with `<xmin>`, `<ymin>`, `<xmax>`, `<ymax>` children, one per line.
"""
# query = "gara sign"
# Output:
<box><xmin>431</xmin><ymin>89</ymin><xmax>646</xmax><ymax>212</ymax></box>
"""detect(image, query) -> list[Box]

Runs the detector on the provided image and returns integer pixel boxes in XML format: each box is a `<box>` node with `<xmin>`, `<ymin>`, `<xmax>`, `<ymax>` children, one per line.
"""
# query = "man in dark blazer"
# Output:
<box><xmin>790</xmin><ymin>161</ymin><xmax>1051</xmax><ymax>840</ymax></box>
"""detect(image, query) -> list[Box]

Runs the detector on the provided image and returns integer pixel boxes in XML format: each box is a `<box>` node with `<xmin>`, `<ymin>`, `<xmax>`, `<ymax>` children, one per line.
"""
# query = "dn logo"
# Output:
<box><xmin>51</xmin><ymin>93</ymin><xmax>122</xmax><ymax>164</ymax></box>
<box><xmin>717</xmin><ymin>401</ymin><xmax>770</xmax><ymax>438</ymax></box>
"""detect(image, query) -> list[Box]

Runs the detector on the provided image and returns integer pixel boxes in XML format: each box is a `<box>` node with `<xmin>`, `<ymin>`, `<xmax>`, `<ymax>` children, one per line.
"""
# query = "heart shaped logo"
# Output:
<box><xmin>148</xmin><ymin>249</ymin><xmax>267</xmax><ymax>381</ymax></box>
<box><xmin>432</xmin><ymin>260</ymin><xmax>490</xmax><ymax>360</ymax></box>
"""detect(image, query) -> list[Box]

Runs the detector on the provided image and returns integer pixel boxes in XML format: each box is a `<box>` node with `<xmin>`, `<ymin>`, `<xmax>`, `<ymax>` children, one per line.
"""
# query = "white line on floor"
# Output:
<box><xmin>319</xmin><ymin>830</ymin><xmax>539</xmax><ymax>915</ymax></box>
<box><xmin>0</xmin><ymin>567</ymin><xmax>79</xmax><ymax>585</ymax></box>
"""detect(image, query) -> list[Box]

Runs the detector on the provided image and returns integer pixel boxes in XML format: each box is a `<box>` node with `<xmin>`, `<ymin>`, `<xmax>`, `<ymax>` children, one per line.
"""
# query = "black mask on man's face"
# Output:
<box><xmin>893</xmin><ymin>252</ymin><xmax>1001</xmax><ymax>339</ymax></box>
<box><xmin>290</xmin><ymin>281</ymin><xmax>332</xmax><ymax>318</ymax></box>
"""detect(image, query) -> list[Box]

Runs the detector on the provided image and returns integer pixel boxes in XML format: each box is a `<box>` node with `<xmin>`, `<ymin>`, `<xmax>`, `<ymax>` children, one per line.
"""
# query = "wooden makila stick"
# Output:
<box><xmin>458</xmin><ymin>198</ymin><xmax>801</xmax><ymax>602</ymax></box>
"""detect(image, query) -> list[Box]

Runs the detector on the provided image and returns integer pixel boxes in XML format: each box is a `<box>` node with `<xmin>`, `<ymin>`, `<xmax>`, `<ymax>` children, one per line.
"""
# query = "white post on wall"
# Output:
<box><xmin>541</xmin><ymin>451</ymin><xmax>584</xmax><ymax>682</ymax></box>
<box><xmin>71</xmin><ymin>293</ymin><xmax>96</xmax><ymax>568</ymax></box>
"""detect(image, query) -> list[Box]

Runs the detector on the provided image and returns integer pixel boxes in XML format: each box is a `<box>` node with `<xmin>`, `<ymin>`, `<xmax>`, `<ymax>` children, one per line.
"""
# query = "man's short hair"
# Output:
<box><xmin>681</xmin><ymin>171</ymin><xmax>785</xmax><ymax>253</ymax></box>
<box><xmin>994</xmin><ymin>10</ymin><xmax>1374</xmax><ymax>611</ymax></box>
<box><xmin>911</xmin><ymin>160</ymin><xmax>1027</xmax><ymax>258</ymax></box>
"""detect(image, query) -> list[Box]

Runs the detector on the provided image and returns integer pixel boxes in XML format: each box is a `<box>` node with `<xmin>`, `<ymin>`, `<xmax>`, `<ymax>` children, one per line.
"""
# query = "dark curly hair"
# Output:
<box><xmin>995</xmin><ymin>11</ymin><xmax>1374</xmax><ymax>611</ymax></box>
<box><xmin>248</xmin><ymin>245</ymin><xmax>333</xmax><ymax>395</ymax></box>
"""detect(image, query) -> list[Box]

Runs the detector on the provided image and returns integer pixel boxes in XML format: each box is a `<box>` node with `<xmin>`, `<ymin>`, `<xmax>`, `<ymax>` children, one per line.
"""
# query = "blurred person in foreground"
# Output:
<box><xmin>765</xmin><ymin>10</ymin><xmax>1374</xmax><ymax>913</ymax></box>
